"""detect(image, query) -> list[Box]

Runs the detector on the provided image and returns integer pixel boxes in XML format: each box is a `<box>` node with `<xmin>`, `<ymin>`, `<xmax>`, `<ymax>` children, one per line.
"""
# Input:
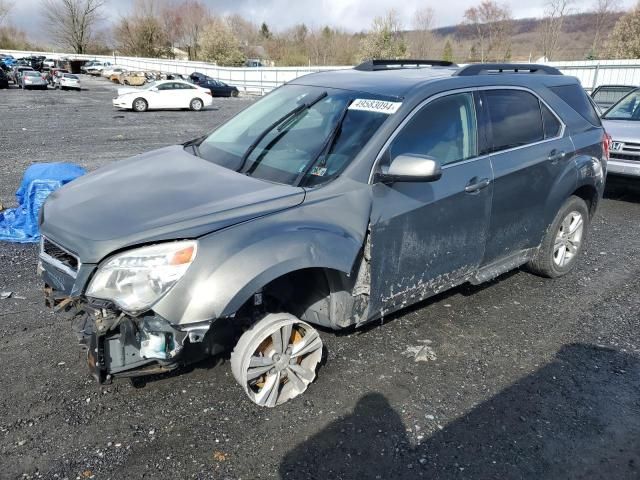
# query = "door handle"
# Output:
<box><xmin>464</xmin><ymin>177</ymin><xmax>491</xmax><ymax>193</ymax></box>
<box><xmin>548</xmin><ymin>149</ymin><xmax>566</xmax><ymax>163</ymax></box>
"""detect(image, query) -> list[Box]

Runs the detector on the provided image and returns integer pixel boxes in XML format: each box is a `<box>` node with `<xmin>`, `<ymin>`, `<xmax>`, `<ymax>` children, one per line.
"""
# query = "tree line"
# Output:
<box><xmin>2</xmin><ymin>0</ymin><xmax>640</xmax><ymax>65</ymax></box>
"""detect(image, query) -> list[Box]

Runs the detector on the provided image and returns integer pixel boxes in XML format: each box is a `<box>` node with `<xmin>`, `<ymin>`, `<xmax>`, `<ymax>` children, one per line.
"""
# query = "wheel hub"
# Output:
<box><xmin>272</xmin><ymin>353</ymin><xmax>291</xmax><ymax>372</ymax></box>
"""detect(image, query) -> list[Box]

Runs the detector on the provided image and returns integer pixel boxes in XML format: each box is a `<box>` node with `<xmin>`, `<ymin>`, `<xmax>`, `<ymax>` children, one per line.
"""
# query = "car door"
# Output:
<box><xmin>479</xmin><ymin>88</ymin><xmax>574</xmax><ymax>265</ymax></box>
<box><xmin>368</xmin><ymin>91</ymin><xmax>493</xmax><ymax>316</ymax></box>
<box><xmin>178</xmin><ymin>83</ymin><xmax>199</xmax><ymax>106</ymax></box>
<box><xmin>154</xmin><ymin>82</ymin><xmax>179</xmax><ymax>108</ymax></box>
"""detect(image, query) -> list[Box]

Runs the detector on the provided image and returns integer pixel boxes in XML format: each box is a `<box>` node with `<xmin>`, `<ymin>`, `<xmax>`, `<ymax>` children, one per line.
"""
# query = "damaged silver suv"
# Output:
<box><xmin>39</xmin><ymin>61</ymin><xmax>608</xmax><ymax>407</ymax></box>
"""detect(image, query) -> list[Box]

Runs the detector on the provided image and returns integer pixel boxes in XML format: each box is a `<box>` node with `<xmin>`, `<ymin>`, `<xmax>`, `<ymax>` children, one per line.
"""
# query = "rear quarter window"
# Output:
<box><xmin>550</xmin><ymin>84</ymin><xmax>601</xmax><ymax>126</ymax></box>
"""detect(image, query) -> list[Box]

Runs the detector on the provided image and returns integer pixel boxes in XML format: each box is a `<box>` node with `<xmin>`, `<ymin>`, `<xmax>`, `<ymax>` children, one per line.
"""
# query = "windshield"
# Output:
<box><xmin>196</xmin><ymin>85</ymin><xmax>394</xmax><ymax>186</ymax></box>
<box><xmin>603</xmin><ymin>89</ymin><xmax>640</xmax><ymax>120</ymax></box>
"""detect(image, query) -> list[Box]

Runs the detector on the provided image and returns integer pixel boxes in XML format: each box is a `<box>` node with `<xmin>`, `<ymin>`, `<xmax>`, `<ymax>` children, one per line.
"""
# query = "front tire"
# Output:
<box><xmin>230</xmin><ymin>313</ymin><xmax>323</xmax><ymax>407</ymax></box>
<box><xmin>189</xmin><ymin>98</ymin><xmax>204</xmax><ymax>111</ymax></box>
<box><xmin>132</xmin><ymin>97</ymin><xmax>148</xmax><ymax>112</ymax></box>
<box><xmin>527</xmin><ymin>195</ymin><xmax>589</xmax><ymax>278</ymax></box>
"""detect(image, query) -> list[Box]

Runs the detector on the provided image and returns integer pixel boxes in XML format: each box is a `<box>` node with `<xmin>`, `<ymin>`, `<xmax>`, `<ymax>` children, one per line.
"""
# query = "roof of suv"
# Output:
<box><xmin>290</xmin><ymin>62</ymin><xmax>577</xmax><ymax>99</ymax></box>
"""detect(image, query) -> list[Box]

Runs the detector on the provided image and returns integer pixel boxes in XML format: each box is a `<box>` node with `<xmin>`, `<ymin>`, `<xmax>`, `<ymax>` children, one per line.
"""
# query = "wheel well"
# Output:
<box><xmin>262</xmin><ymin>268</ymin><xmax>333</xmax><ymax>326</ymax></box>
<box><xmin>237</xmin><ymin>266</ymin><xmax>365</xmax><ymax>330</ymax></box>
<box><xmin>572</xmin><ymin>185</ymin><xmax>599</xmax><ymax>218</ymax></box>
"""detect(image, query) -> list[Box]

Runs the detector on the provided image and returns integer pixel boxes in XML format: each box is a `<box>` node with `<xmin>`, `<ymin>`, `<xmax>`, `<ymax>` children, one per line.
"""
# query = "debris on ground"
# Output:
<box><xmin>403</xmin><ymin>344</ymin><xmax>437</xmax><ymax>362</ymax></box>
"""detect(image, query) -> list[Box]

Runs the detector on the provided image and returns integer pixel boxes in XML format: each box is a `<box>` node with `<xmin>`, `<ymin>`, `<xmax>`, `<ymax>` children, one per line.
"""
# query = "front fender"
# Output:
<box><xmin>153</xmin><ymin>184</ymin><xmax>372</xmax><ymax>325</ymax></box>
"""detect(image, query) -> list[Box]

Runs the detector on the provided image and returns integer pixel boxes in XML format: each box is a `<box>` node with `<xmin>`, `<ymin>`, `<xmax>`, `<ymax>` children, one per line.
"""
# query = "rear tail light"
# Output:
<box><xmin>603</xmin><ymin>132</ymin><xmax>612</xmax><ymax>160</ymax></box>
<box><xmin>205</xmin><ymin>91</ymin><xmax>212</xmax><ymax>96</ymax></box>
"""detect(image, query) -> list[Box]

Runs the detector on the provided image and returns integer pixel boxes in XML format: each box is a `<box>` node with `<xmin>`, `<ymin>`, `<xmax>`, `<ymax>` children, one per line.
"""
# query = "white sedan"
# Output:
<box><xmin>112</xmin><ymin>80</ymin><xmax>213</xmax><ymax>112</ymax></box>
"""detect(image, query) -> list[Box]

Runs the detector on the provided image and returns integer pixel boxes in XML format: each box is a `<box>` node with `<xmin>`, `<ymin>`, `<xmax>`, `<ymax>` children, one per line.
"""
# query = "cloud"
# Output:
<box><xmin>8</xmin><ymin>0</ymin><xmax>638</xmax><ymax>42</ymax></box>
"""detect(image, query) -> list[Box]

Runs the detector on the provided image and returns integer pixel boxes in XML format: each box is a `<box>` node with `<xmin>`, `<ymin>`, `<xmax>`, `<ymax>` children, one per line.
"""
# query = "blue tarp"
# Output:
<box><xmin>0</xmin><ymin>163</ymin><xmax>85</xmax><ymax>243</ymax></box>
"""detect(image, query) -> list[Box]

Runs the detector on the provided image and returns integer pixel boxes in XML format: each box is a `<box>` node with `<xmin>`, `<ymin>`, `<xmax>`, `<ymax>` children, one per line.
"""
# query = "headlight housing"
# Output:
<box><xmin>86</xmin><ymin>241</ymin><xmax>197</xmax><ymax>314</ymax></box>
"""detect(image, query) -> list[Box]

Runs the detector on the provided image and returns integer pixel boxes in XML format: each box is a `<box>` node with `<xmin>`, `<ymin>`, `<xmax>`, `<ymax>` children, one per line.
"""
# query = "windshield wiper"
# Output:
<box><xmin>295</xmin><ymin>99</ymin><xmax>353</xmax><ymax>186</ymax></box>
<box><xmin>237</xmin><ymin>91</ymin><xmax>328</xmax><ymax>172</ymax></box>
<box><xmin>183</xmin><ymin>134</ymin><xmax>207</xmax><ymax>157</ymax></box>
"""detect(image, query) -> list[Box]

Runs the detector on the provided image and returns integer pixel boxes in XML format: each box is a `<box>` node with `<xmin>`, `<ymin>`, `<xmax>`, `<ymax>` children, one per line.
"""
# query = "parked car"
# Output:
<box><xmin>166</xmin><ymin>73</ymin><xmax>191</xmax><ymax>82</ymax></box>
<box><xmin>108</xmin><ymin>68</ymin><xmax>127</xmax><ymax>82</ymax></box>
<box><xmin>591</xmin><ymin>84</ymin><xmax>636</xmax><ymax>111</ymax></box>
<box><xmin>13</xmin><ymin>66</ymin><xmax>34</xmax><ymax>85</ymax></box>
<box><xmin>21</xmin><ymin>70</ymin><xmax>48</xmax><ymax>90</ymax></box>
<box><xmin>40</xmin><ymin>61</ymin><xmax>607</xmax><ymax>407</ymax></box>
<box><xmin>0</xmin><ymin>69</ymin><xmax>8</xmax><ymax>89</ymax></box>
<box><xmin>102</xmin><ymin>66</ymin><xmax>125</xmax><ymax>79</ymax></box>
<box><xmin>0</xmin><ymin>53</ymin><xmax>15</xmax><ymax>66</ymax></box>
<box><xmin>56</xmin><ymin>73</ymin><xmax>81</xmax><ymax>91</ymax></box>
<box><xmin>48</xmin><ymin>68</ymin><xmax>69</xmax><ymax>86</ymax></box>
<box><xmin>245</xmin><ymin>59</ymin><xmax>264</xmax><ymax>67</ymax></box>
<box><xmin>120</xmin><ymin>71</ymin><xmax>146</xmax><ymax>86</ymax></box>
<box><xmin>42</xmin><ymin>58</ymin><xmax>57</xmax><ymax>71</ymax></box>
<box><xmin>601</xmin><ymin>87</ymin><xmax>640</xmax><ymax>177</ymax></box>
<box><xmin>85</xmin><ymin>61</ymin><xmax>111</xmax><ymax>75</ymax></box>
<box><xmin>199</xmin><ymin>78</ymin><xmax>239</xmax><ymax>97</ymax></box>
<box><xmin>112</xmin><ymin>79</ymin><xmax>213</xmax><ymax>112</ymax></box>
<box><xmin>81</xmin><ymin>61</ymin><xmax>98</xmax><ymax>73</ymax></box>
<box><xmin>189</xmin><ymin>71</ymin><xmax>212</xmax><ymax>86</ymax></box>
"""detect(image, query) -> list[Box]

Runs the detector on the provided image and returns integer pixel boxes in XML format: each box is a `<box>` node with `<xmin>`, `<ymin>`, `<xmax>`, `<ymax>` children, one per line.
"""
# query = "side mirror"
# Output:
<box><xmin>377</xmin><ymin>154</ymin><xmax>443</xmax><ymax>183</ymax></box>
<box><xmin>150</xmin><ymin>87</ymin><xmax>158</xmax><ymax>91</ymax></box>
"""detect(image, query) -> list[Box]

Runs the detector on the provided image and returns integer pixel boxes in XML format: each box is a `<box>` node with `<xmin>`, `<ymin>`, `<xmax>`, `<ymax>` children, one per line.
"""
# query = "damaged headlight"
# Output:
<box><xmin>86</xmin><ymin>241</ymin><xmax>197</xmax><ymax>314</ymax></box>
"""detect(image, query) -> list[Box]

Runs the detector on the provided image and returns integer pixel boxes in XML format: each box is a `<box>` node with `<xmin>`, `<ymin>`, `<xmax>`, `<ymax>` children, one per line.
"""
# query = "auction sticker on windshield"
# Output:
<box><xmin>349</xmin><ymin>99</ymin><xmax>402</xmax><ymax>115</ymax></box>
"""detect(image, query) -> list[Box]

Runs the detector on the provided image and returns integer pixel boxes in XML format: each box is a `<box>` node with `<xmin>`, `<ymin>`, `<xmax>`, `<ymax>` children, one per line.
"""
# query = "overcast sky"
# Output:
<box><xmin>9</xmin><ymin>0</ymin><xmax>639</xmax><ymax>37</ymax></box>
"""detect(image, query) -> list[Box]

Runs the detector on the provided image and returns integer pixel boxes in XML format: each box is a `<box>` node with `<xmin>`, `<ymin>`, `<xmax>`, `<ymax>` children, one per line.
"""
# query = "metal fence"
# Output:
<box><xmin>3</xmin><ymin>49</ymin><xmax>640</xmax><ymax>95</ymax></box>
<box><xmin>548</xmin><ymin>59</ymin><xmax>640</xmax><ymax>92</ymax></box>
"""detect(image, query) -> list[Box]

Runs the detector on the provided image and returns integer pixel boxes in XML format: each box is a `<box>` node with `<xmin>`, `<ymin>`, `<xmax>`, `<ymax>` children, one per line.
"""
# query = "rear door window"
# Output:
<box><xmin>484</xmin><ymin>90</ymin><xmax>544</xmax><ymax>152</ymax></box>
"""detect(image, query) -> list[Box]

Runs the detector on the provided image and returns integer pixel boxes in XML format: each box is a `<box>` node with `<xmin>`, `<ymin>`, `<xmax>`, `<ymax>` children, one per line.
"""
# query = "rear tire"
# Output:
<box><xmin>527</xmin><ymin>195</ymin><xmax>589</xmax><ymax>278</ymax></box>
<box><xmin>132</xmin><ymin>97</ymin><xmax>148</xmax><ymax>112</ymax></box>
<box><xmin>189</xmin><ymin>98</ymin><xmax>204</xmax><ymax>111</ymax></box>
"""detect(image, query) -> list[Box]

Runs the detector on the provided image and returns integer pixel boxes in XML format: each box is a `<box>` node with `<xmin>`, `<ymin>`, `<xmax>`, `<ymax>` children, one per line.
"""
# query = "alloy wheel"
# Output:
<box><xmin>553</xmin><ymin>210</ymin><xmax>584</xmax><ymax>267</ymax></box>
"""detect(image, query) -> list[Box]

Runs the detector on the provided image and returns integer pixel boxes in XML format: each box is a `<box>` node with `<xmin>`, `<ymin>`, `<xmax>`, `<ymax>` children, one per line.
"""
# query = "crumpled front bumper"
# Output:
<box><xmin>44</xmin><ymin>285</ymin><xmax>187</xmax><ymax>383</ymax></box>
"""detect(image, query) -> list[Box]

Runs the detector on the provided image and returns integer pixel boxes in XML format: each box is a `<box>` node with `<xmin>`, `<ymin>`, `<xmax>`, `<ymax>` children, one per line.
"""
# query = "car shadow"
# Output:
<box><xmin>604</xmin><ymin>176</ymin><xmax>640</xmax><ymax>203</ymax></box>
<box><xmin>279</xmin><ymin>343</ymin><xmax>640</xmax><ymax>480</ymax></box>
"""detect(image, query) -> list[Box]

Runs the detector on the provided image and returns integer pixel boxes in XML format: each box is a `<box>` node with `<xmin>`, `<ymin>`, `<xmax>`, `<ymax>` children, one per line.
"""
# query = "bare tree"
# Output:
<box><xmin>114</xmin><ymin>0</ymin><xmax>168</xmax><ymax>57</ymax></box>
<box><xmin>161</xmin><ymin>2</ymin><xmax>184</xmax><ymax>58</ymax></box>
<box><xmin>0</xmin><ymin>0</ymin><xmax>13</xmax><ymax>26</ymax></box>
<box><xmin>463</xmin><ymin>1</ymin><xmax>512</xmax><ymax>62</ymax></box>
<box><xmin>42</xmin><ymin>0</ymin><xmax>105</xmax><ymax>54</ymax></box>
<box><xmin>180</xmin><ymin>0</ymin><xmax>209</xmax><ymax>60</ymax></box>
<box><xmin>408</xmin><ymin>7</ymin><xmax>435</xmax><ymax>58</ymax></box>
<box><xmin>538</xmin><ymin>0</ymin><xmax>573</xmax><ymax>61</ymax></box>
<box><xmin>591</xmin><ymin>0</ymin><xmax>622</xmax><ymax>57</ymax></box>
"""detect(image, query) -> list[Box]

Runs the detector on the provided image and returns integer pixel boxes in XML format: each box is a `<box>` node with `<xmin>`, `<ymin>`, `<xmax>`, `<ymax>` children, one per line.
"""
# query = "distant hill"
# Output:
<box><xmin>428</xmin><ymin>12</ymin><xmax>624</xmax><ymax>61</ymax></box>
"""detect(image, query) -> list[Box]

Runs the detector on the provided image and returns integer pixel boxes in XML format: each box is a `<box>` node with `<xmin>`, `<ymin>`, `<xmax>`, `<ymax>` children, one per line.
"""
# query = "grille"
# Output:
<box><xmin>42</xmin><ymin>238</ymin><xmax>79</xmax><ymax>272</ymax></box>
<box><xmin>610</xmin><ymin>152</ymin><xmax>640</xmax><ymax>162</ymax></box>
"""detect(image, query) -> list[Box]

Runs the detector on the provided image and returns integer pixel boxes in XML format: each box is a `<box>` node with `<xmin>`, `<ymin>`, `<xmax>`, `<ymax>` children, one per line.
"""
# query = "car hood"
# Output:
<box><xmin>602</xmin><ymin>119</ymin><xmax>640</xmax><ymax>142</ymax></box>
<box><xmin>41</xmin><ymin>145</ymin><xmax>306</xmax><ymax>263</ymax></box>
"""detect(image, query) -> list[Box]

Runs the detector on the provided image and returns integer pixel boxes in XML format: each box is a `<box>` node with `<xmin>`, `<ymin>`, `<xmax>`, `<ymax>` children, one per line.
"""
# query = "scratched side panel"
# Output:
<box><xmin>367</xmin><ymin>158</ymin><xmax>493</xmax><ymax>319</ymax></box>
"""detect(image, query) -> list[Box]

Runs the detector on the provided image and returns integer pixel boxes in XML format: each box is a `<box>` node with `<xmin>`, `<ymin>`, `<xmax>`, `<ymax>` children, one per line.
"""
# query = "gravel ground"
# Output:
<box><xmin>1</xmin><ymin>76</ymin><xmax>640</xmax><ymax>480</ymax></box>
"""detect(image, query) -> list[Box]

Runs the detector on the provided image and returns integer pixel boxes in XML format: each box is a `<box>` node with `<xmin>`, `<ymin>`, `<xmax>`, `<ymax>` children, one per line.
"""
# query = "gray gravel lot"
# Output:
<box><xmin>1</xmin><ymin>75</ymin><xmax>640</xmax><ymax>480</ymax></box>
